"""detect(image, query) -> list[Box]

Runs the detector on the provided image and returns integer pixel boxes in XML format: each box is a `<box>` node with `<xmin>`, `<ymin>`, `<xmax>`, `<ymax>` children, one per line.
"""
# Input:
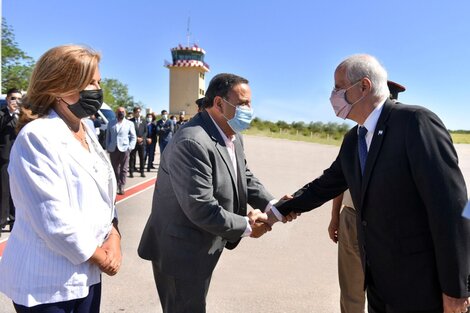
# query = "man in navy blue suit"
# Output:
<box><xmin>0</xmin><ymin>88</ymin><xmax>22</xmax><ymax>234</ymax></box>
<box><xmin>156</xmin><ymin>110</ymin><xmax>174</xmax><ymax>155</ymax></box>
<box><xmin>129</xmin><ymin>107</ymin><xmax>147</xmax><ymax>178</ymax></box>
<box><xmin>272</xmin><ymin>54</ymin><xmax>470</xmax><ymax>313</ymax></box>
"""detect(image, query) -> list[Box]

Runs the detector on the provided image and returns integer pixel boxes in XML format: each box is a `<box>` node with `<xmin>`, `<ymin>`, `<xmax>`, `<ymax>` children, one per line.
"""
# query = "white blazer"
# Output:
<box><xmin>0</xmin><ymin>110</ymin><xmax>117</xmax><ymax>307</ymax></box>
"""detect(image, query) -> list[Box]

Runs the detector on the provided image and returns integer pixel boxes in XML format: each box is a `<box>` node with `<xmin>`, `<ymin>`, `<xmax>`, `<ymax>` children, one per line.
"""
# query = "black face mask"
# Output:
<box><xmin>117</xmin><ymin>112</ymin><xmax>125</xmax><ymax>120</ymax></box>
<box><xmin>65</xmin><ymin>89</ymin><xmax>103</xmax><ymax>118</ymax></box>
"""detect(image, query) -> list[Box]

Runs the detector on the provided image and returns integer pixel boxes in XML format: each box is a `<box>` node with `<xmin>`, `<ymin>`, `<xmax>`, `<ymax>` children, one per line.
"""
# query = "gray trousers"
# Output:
<box><xmin>109</xmin><ymin>149</ymin><xmax>129</xmax><ymax>188</ymax></box>
<box><xmin>152</xmin><ymin>262</ymin><xmax>211</xmax><ymax>313</ymax></box>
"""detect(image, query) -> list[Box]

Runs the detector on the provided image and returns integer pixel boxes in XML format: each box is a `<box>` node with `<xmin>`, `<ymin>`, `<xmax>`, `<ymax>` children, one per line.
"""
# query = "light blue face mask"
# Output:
<box><xmin>222</xmin><ymin>98</ymin><xmax>254</xmax><ymax>133</ymax></box>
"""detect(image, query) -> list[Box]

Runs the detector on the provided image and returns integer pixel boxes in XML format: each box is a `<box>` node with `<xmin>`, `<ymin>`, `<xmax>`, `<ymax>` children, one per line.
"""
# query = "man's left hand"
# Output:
<box><xmin>442</xmin><ymin>293</ymin><xmax>470</xmax><ymax>313</ymax></box>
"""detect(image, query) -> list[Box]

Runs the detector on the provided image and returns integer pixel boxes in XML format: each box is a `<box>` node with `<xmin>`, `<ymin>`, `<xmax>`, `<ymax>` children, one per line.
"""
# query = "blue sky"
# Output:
<box><xmin>3</xmin><ymin>0</ymin><xmax>470</xmax><ymax>129</ymax></box>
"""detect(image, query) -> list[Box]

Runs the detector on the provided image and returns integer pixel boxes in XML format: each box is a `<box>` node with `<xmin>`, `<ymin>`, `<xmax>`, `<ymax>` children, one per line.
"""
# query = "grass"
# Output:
<box><xmin>243</xmin><ymin>128</ymin><xmax>470</xmax><ymax>146</ymax></box>
<box><xmin>451</xmin><ymin>133</ymin><xmax>470</xmax><ymax>144</ymax></box>
<box><xmin>244</xmin><ymin>128</ymin><xmax>344</xmax><ymax>146</ymax></box>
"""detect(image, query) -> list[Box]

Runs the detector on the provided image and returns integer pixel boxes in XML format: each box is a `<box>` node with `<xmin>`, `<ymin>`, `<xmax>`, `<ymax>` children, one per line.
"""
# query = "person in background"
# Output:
<box><xmin>178</xmin><ymin>112</ymin><xmax>186</xmax><ymax>124</ymax></box>
<box><xmin>156</xmin><ymin>109</ymin><xmax>174</xmax><ymax>154</ymax></box>
<box><xmin>0</xmin><ymin>88</ymin><xmax>22</xmax><ymax>235</ymax></box>
<box><xmin>0</xmin><ymin>44</ymin><xmax>121</xmax><ymax>313</ymax></box>
<box><xmin>328</xmin><ymin>80</ymin><xmax>406</xmax><ymax>313</ymax></box>
<box><xmin>169</xmin><ymin>115</ymin><xmax>178</xmax><ymax>132</ymax></box>
<box><xmin>106</xmin><ymin>107</ymin><xmax>136</xmax><ymax>195</ymax></box>
<box><xmin>174</xmin><ymin>112</ymin><xmax>185</xmax><ymax>132</ymax></box>
<box><xmin>129</xmin><ymin>107</ymin><xmax>147</xmax><ymax>178</ymax></box>
<box><xmin>145</xmin><ymin>112</ymin><xmax>157</xmax><ymax>172</ymax></box>
<box><xmin>84</xmin><ymin>114</ymin><xmax>101</xmax><ymax>139</ymax></box>
<box><xmin>196</xmin><ymin>98</ymin><xmax>204</xmax><ymax>113</ymax></box>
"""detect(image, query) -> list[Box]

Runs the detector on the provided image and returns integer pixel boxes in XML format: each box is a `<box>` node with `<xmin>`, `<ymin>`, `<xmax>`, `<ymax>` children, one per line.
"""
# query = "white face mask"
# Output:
<box><xmin>162</xmin><ymin>114</ymin><xmax>168</xmax><ymax>120</ymax></box>
<box><xmin>329</xmin><ymin>80</ymin><xmax>365</xmax><ymax>119</ymax></box>
<box><xmin>146</xmin><ymin>117</ymin><xmax>152</xmax><ymax>123</ymax></box>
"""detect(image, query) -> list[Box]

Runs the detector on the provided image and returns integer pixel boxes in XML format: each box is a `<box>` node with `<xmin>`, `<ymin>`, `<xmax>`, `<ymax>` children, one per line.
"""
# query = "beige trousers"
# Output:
<box><xmin>338</xmin><ymin>206</ymin><xmax>365</xmax><ymax>313</ymax></box>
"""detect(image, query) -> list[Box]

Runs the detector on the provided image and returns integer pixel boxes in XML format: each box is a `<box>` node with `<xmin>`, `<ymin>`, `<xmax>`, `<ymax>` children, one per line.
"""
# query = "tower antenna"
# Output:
<box><xmin>186</xmin><ymin>16</ymin><xmax>191</xmax><ymax>47</ymax></box>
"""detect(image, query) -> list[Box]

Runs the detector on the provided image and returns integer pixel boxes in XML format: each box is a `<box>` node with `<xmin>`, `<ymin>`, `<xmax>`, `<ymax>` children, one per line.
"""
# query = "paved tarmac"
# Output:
<box><xmin>1</xmin><ymin>135</ymin><xmax>470</xmax><ymax>313</ymax></box>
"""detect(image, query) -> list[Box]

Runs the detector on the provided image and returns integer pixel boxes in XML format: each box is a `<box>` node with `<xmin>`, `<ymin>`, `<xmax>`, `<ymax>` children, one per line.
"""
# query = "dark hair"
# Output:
<box><xmin>161</xmin><ymin>110</ymin><xmax>168</xmax><ymax>115</ymax></box>
<box><xmin>202</xmin><ymin>73</ymin><xmax>248</xmax><ymax>109</ymax></box>
<box><xmin>7</xmin><ymin>88</ymin><xmax>21</xmax><ymax>97</ymax></box>
<box><xmin>133</xmin><ymin>106</ymin><xmax>141</xmax><ymax>113</ymax></box>
<box><xmin>195</xmin><ymin>98</ymin><xmax>204</xmax><ymax>108</ymax></box>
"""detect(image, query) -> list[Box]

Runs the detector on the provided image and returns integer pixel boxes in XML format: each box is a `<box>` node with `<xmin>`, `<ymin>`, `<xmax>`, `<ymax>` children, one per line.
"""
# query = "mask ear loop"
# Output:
<box><xmin>219</xmin><ymin>97</ymin><xmax>232</xmax><ymax>122</ymax></box>
<box><xmin>58</xmin><ymin>97</ymin><xmax>74</xmax><ymax>105</ymax></box>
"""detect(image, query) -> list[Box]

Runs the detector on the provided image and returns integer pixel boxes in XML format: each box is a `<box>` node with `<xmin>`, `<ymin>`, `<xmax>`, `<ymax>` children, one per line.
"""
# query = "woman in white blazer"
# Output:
<box><xmin>0</xmin><ymin>45</ymin><xmax>121</xmax><ymax>313</ymax></box>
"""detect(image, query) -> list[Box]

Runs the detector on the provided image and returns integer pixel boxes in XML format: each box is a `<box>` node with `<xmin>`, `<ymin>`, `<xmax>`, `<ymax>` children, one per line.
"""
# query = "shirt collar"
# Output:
<box><xmin>8</xmin><ymin>108</ymin><xmax>19</xmax><ymax>116</ymax></box>
<box><xmin>358</xmin><ymin>97</ymin><xmax>387</xmax><ymax>135</ymax></box>
<box><xmin>208</xmin><ymin>114</ymin><xmax>236</xmax><ymax>145</ymax></box>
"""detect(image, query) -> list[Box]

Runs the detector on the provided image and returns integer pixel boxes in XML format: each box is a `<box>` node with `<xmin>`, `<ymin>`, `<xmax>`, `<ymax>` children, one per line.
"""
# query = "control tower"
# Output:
<box><xmin>166</xmin><ymin>44</ymin><xmax>210</xmax><ymax>117</ymax></box>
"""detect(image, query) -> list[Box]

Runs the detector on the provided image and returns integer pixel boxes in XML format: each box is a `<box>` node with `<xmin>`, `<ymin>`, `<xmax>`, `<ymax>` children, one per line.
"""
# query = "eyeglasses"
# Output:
<box><xmin>333</xmin><ymin>78</ymin><xmax>366</xmax><ymax>93</ymax></box>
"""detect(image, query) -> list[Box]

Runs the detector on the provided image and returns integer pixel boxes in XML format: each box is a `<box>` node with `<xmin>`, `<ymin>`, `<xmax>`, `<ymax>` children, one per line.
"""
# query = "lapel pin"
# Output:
<box><xmin>378</xmin><ymin>130</ymin><xmax>384</xmax><ymax>135</ymax></box>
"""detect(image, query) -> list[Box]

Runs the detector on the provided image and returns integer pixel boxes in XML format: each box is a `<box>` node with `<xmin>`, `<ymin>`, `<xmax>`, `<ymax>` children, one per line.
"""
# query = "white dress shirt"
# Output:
<box><xmin>358</xmin><ymin>98</ymin><xmax>386</xmax><ymax>150</ymax></box>
<box><xmin>0</xmin><ymin>110</ymin><xmax>117</xmax><ymax>307</ymax></box>
<box><xmin>270</xmin><ymin>98</ymin><xmax>388</xmax><ymax>222</ymax></box>
<box><xmin>209</xmin><ymin>116</ymin><xmax>276</xmax><ymax>236</ymax></box>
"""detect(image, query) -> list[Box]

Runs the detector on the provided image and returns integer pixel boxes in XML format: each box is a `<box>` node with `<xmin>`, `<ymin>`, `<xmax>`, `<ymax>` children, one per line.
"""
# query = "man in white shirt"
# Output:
<box><xmin>106</xmin><ymin>107</ymin><xmax>136</xmax><ymax>195</ymax></box>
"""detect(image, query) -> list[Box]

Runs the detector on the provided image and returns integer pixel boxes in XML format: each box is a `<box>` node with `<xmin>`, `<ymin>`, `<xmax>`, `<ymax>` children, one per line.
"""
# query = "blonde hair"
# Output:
<box><xmin>18</xmin><ymin>45</ymin><xmax>101</xmax><ymax>131</ymax></box>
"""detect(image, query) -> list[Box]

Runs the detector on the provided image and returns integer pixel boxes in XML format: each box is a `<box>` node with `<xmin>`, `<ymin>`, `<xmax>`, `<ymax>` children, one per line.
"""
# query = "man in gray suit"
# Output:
<box><xmin>138</xmin><ymin>73</ymin><xmax>278</xmax><ymax>313</ymax></box>
<box><xmin>106</xmin><ymin>106</ymin><xmax>136</xmax><ymax>195</ymax></box>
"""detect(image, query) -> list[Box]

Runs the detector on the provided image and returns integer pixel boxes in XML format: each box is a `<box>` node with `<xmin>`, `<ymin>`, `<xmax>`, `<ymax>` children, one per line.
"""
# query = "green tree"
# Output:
<box><xmin>101</xmin><ymin>78</ymin><xmax>134</xmax><ymax>111</ymax></box>
<box><xmin>276</xmin><ymin>120</ymin><xmax>290</xmax><ymax>130</ymax></box>
<box><xmin>1</xmin><ymin>18</ymin><xmax>35</xmax><ymax>93</ymax></box>
<box><xmin>309</xmin><ymin>121</ymin><xmax>324</xmax><ymax>133</ymax></box>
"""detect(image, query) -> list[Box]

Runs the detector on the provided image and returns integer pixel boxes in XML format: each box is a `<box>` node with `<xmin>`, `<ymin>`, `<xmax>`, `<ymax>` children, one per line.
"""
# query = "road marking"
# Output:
<box><xmin>116</xmin><ymin>178</ymin><xmax>156</xmax><ymax>204</ymax></box>
<box><xmin>0</xmin><ymin>238</ymin><xmax>7</xmax><ymax>257</ymax></box>
<box><xmin>0</xmin><ymin>178</ymin><xmax>156</xmax><ymax>258</ymax></box>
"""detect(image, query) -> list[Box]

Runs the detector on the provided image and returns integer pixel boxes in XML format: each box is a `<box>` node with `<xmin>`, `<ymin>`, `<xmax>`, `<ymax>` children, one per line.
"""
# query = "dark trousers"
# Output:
<box><xmin>129</xmin><ymin>144</ymin><xmax>145</xmax><ymax>174</ymax></box>
<box><xmin>13</xmin><ymin>283</ymin><xmax>101</xmax><ymax>313</ymax></box>
<box><xmin>109</xmin><ymin>150</ymin><xmax>129</xmax><ymax>188</ymax></box>
<box><xmin>146</xmin><ymin>142</ymin><xmax>156</xmax><ymax>169</ymax></box>
<box><xmin>152</xmin><ymin>262</ymin><xmax>211</xmax><ymax>313</ymax></box>
<box><xmin>0</xmin><ymin>161</ymin><xmax>15</xmax><ymax>228</ymax></box>
<box><xmin>367</xmin><ymin>270</ymin><xmax>442</xmax><ymax>313</ymax></box>
<box><xmin>159</xmin><ymin>141</ymin><xmax>169</xmax><ymax>155</ymax></box>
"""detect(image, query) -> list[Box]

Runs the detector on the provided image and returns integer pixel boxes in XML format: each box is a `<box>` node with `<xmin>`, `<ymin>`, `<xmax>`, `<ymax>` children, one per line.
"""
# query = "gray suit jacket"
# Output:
<box><xmin>138</xmin><ymin>111</ymin><xmax>274</xmax><ymax>280</ymax></box>
<box><xmin>105</xmin><ymin>118</ymin><xmax>136</xmax><ymax>152</ymax></box>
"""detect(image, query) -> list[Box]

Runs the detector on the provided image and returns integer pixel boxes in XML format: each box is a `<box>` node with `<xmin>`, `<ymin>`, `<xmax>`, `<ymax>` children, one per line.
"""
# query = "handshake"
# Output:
<box><xmin>246</xmin><ymin>195</ymin><xmax>300</xmax><ymax>238</ymax></box>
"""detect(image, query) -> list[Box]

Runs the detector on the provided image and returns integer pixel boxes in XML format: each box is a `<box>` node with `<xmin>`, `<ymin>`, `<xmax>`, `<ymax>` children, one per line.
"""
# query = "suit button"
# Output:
<box><xmin>362</xmin><ymin>220</ymin><xmax>367</xmax><ymax>226</ymax></box>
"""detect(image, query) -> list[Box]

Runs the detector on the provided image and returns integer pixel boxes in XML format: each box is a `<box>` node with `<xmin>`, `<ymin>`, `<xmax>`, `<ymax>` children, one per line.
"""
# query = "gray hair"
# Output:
<box><xmin>337</xmin><ymin>54</ymin><xmax>389</xmax><ymax>99</ymax></box>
